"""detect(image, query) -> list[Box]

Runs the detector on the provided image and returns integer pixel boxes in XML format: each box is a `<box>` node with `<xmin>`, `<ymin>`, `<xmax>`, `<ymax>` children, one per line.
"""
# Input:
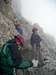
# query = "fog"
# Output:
<box><xmin>12</xmin><ymin>0</ymin><xmax>56</xmax><ymax>39</ymax></box>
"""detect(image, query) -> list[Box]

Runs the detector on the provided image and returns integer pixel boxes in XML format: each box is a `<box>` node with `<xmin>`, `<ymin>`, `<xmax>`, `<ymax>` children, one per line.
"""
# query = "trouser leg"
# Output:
<box><xmin>32</xmin><ymin>44</ymin><xmax>37</xmax><ymax>59</ymax></box>
<box><xmin>36</xmin><ymin>47</ymin><xmax>44</xmax><ymax>65</ymax></box>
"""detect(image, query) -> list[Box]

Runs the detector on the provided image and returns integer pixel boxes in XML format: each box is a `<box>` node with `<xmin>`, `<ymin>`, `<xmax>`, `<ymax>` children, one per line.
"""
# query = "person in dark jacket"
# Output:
<box><xmin>31</xmin><ymin>27</ymin><xmax>41</xmax><ymax>48</ymax></box>
<box><xmin>30</xmin><ymin>27</ymin><xmax>44</xmax><ymax>66</ymax></box>
<box><xmin>7</xmin><ymin>35</ymin><xmax>23</xmax><ymax>67</ymax></box>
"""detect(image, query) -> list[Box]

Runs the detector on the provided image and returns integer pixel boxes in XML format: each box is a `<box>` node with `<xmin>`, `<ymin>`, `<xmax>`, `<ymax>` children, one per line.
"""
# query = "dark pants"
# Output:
<box><xmin>32</xmin><ymin>44</ymin><xmax>43</xmax><ymax>64</ymax></box>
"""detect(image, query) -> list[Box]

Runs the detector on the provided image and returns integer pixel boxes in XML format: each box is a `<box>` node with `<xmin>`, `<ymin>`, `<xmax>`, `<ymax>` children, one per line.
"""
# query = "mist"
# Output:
<box><xmin>12</xmin><ymin>0</ymin><xmax>56</xmax><ymax>39</ymax></box>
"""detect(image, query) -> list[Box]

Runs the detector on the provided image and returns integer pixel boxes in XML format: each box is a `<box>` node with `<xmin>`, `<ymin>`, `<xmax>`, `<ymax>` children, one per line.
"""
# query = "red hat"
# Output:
<box><xmin>15</xmin><ymin>35</ymin><xmax>24</xmax><ymax>46</ymax></box>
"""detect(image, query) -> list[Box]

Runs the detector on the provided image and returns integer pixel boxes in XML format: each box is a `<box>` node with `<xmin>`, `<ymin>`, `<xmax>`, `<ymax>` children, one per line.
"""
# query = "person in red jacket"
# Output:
<box><xmin>15</xmin><ymin>35</ymin><xmax>24</xmax><ymax>47</ymax></box>
<box><xmin>14</xmin><ymin>20</ymin><xmax>25</xmax><ymax>48</ymax></box>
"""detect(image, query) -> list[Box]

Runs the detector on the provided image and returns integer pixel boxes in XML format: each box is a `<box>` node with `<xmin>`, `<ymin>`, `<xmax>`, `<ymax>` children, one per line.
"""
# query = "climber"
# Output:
<box><xmin>0</xmin><ymin>32</ymin><xmax>24</xmax><ymax>75</ymax></box>
<box><xmin>14</xmin><ymin>20</ymin><xmax>25</xmax><ymax>48</ymax></box>
<box><xmin>15</xmin><ymin>20</ymin><xmax>23</xmax><ymax>35</ymax></box>
<box><xmin>9</xmin><ymin>35</ymin><xmax>24</xmax><ymax>64</ymax></box>
<box><xmin>0</xmin><ymin>30</ymin><xmax>33</xmax><ymax>75</ymax></box>
<box><xmin>30</xmin><ymin>25</ymin><xmax>44</xmax><ymax>67</ymax></box>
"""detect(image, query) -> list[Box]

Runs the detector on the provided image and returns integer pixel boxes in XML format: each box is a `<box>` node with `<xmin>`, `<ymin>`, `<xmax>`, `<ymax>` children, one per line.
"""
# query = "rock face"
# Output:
<box><xmin>0</xmin><ymin>0</ymin><xmax>56</xmax><ymax>75</ymax></box>
<box><xmin>0</xmin><ymin>0</ymin><xmax>16</xmax><ymax>46</ymax></box>
<box><xmin>0</xmin><ymin>12</ymin><xmax>15</xmax><ymax>46</ymax></box>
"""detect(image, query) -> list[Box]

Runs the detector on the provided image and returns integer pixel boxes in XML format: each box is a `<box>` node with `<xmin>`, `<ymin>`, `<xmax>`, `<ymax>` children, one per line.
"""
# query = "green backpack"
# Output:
<box><xmin>0</xmin><ymin>43</ymin><xmax>13</xmax><ymax>75</ymax></box>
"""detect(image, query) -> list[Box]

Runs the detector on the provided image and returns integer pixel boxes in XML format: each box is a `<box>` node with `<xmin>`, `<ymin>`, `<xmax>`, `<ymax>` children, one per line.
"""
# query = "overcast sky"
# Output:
<box><xmin>12</xmin><ymin>0</ymin><xmax>56</xmax><ymax>39</ymax></box>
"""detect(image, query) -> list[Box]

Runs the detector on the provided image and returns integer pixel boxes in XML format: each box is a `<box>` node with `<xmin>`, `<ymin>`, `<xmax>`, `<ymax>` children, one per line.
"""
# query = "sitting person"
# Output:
<box><xmin>0</xmin><ymin>31</ymin><xmax>33</xmax><ymax>75</ymax></box>
<box><xmin>0</xmin><ymin>34</ymin><xmax>24</xmax><ymax>75</ymax></box>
